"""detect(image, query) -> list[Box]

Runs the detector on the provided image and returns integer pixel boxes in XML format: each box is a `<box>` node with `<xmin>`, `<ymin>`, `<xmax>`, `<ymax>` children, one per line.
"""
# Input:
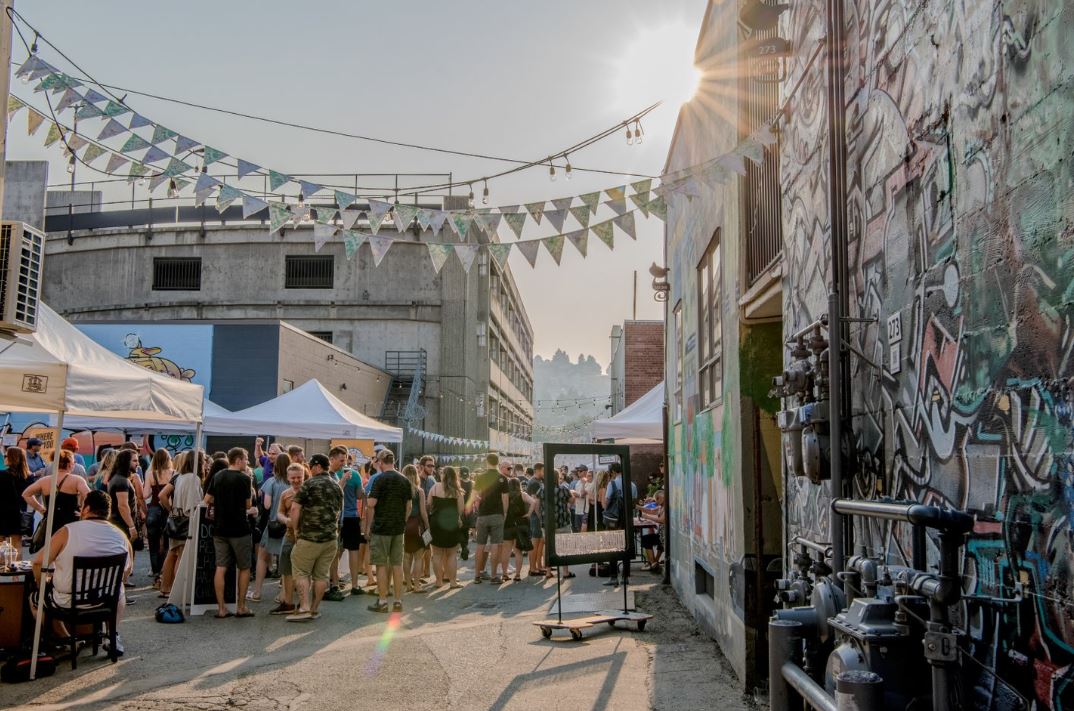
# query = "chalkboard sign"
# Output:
<box><xmin>191</xmin><ymin>505</ymin><xmax>236</xmax><ymax>613</ymax></box>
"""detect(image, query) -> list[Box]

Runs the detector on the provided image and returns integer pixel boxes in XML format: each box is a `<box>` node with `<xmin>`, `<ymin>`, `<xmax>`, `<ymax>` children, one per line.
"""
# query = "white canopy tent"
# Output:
<box><xmin>591</xmin><ymin>381</ymin><xmax>665</xmax><ymax>444</ymax></box>
<box><xmin>59</xmin><ymin>399</ymin><xmax>236</xmax><ymax>434</ymax></box>
<box><xmin>0</xmin><ymin>304</ymin><xmax>205</xmax><ymax>678</ymax></box>
<box><xmin>215</xmin><ymin>378</ymin><xmax>402</xmax><ymax>441</ymax></box>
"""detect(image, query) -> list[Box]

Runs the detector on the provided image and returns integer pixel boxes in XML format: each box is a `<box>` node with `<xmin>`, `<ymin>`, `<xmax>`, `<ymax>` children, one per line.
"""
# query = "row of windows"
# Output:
<box><xmin>490</xmin><ymin>267</ymin><xmax>533</xmax><ymax>361</ymax></box>
<box><xmin>152</xmin><ymin>256</ymin><xmax>335</xmax><ymax>291</ymax></box>
<box><xmin>487</xmin><ymin>396</ymin><xmax>532</xmax><ymax>440</ymax></box>
<box><xmin>489</xmin><ymin>330</ymin><xmax>534</xmax><ymax>401</ymax></box>
<box><xmin>672</xmin><ymin>229</ymin><xmax>723</xmax><ymax>420</ymax></box>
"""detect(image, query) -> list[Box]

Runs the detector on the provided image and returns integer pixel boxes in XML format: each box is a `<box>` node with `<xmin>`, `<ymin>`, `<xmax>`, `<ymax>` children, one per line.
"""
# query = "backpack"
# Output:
<box><xmin>155</xmin><ymin>602</ymin><xmax>185</xmax><ymax>624</ymax></box>
<box><xmin>603</xmin><ymin>479</ymin><xmax>625</xmax><ymax>529</ymax></box>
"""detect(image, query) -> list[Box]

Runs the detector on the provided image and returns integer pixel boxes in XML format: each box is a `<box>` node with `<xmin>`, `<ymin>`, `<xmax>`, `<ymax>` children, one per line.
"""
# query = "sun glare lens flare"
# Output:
<box><xmin>613</xmin><ymin>21</ymin><xmax>703</xmax><ymax>109</ymax></box>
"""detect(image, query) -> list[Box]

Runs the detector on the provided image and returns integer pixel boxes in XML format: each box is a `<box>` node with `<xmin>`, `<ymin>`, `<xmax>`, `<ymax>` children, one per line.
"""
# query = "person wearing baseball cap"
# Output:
<box><xmin>60</xmin><ymin>437</ymin><xmax>88</xmax><ymax>477</ymax></box>
<box><xmin>25</xmin><ymin>438</ymin><xmax>46</xmax><ymax>476</ymax></box>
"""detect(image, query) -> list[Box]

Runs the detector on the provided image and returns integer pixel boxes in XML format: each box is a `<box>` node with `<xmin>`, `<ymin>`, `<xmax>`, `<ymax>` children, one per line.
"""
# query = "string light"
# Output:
<box><xmin>549</xmin><ymin>162</ymin><xmax>557</xmax><ymax>182</ymax></box>
<box><xmin>565</xmin><ymin>155</ymin><xmax>573</xmax><ymax>180</ymax></box>
<box><xmin>167</xmin><ymin>178</ymin><xmax>179</xmax><ymax>199</ymax></box>
<box><xmin>626</xmin><ymin>124</ymin><xmax>633</xmax><ymax>145</ymax></box>
<box><xmin>66</xmin><ymin>155</ymin><xmax>75</xmax><ymax>174</ymax></box>
<box><xmin>467</xmin><ymin>183</ymin><xmax>474</xmax><ymax>207</ymax></box>
<box><xmin>634</xmin><ymin>119</ymin><xmax>644</xmax><ymax>144</ymax></box>
<box><xmin>297</xmin><ymin>192</ymin><xmax>305</xmax><ymax>208</ymax></box>
<box><xmin>482</xmin><ymin>180</ymin><xmax>489</xmax><ymax>205</ymax></box>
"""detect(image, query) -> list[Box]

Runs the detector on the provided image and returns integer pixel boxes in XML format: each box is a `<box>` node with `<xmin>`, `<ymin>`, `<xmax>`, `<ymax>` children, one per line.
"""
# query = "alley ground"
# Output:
<box><xmin>5</xmin><ymin>556</ymin><xmax>760</xmax><ymax>710</ymax></box>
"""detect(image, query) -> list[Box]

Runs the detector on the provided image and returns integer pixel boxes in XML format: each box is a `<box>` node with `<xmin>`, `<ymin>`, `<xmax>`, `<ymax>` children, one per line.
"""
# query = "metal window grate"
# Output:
<box><xmin>308</xmin><ymin>331</ymin><xmax>333</xmax><ymax>344</ymax></box>
<box><xmin>152</xmin><ymin>257</ymin><xmax>201</xmax><ymax>291</ymax></box>
<box><xmin>743</xmin><ymin>26</ymin><xmax>783</xmax><ymax>285</ymax></box>
<box><xmin>285</xmin><ymin>255</ymin><xmax>334</xmax><ymax>289</ymax></box>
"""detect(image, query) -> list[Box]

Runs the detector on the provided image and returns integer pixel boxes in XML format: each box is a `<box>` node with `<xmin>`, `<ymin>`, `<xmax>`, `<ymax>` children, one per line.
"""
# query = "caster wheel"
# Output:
<box><xmin>541</xmin><ymin>627</ymin><xmax>552</xmax><ymax>639</ymax></box>
<box><xmin>636</xmin><ymin>620</ymin><xmax>647</xmax><ymax>632</ymax></box>
<box><xmin>570</xmin><ymin>629</ymin><xmax>583</xmax><ymax>641</ymax></box>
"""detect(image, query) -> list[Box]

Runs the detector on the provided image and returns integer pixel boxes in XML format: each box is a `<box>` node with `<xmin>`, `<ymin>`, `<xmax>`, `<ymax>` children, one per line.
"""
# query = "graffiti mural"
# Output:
<box><xmin>781</xmin><ymin>0</ymin><xmax>1074</xmax><ymax>706</ymax></box>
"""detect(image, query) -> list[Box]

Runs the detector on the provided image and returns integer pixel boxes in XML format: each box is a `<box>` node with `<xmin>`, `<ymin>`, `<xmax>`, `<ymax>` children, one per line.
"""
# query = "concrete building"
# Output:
<box><xmin>608</xmin><ymin>320</ymin><xmax>664</xmax><ymax>478</ymax></box>
<box><xmin>30</xmin><ymin>178</ymin><xmax>534</xmax><ymax>460</ymax></box>
<box><xmin>667</xmin><ymin>0</ymin><xmax>1074</xmax><ymax>705</ymax></box>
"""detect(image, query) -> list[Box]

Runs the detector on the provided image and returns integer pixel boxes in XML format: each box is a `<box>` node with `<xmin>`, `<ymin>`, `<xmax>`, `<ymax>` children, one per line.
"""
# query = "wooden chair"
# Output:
<box><xmin>44</xmin><ymin>553</ymin><xmax>126</xmax><ymax>669</ymax></box>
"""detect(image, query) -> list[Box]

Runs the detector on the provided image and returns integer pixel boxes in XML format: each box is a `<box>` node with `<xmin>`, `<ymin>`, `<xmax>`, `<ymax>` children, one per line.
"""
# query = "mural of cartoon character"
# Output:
<box><xmin>123</xmin><ymin>334</ymin><xmax>196</xmax><ymax>382</ymax></box>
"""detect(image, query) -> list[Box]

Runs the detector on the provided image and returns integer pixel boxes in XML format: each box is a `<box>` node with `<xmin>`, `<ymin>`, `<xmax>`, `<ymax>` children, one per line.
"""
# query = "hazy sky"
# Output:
<box><xmin>5</xmin><ymin>0</ymin><xmax>708</xmax><ymax>368</ymax></box>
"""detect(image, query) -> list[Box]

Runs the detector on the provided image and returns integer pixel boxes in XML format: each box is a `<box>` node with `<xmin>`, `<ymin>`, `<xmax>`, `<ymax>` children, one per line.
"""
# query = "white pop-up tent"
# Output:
<box><xmin>591</xmin><ymin>381</ymin><xmax>665</xmax><ymax>444</ymax></box>
<box><xmin>215</xmin><ymin>378</ymin><xmax>402</xmax><ymax>441</ymax></box>
<box><xmin>0</xmin><ymin>304</ymin><xmax>205</xmax><ymax>678</ymax></box>
<box><xmin>59</xmin><ymin>399</ymin><xmax>236</xmax><ymax>434</ymax></box>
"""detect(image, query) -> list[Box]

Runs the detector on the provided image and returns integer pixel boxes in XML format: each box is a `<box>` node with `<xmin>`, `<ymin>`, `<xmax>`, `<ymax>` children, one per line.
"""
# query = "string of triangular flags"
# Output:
<box><xmin>409</xmin><ymin>428</ymin><xmax>490</xmax><ymax>450</ymax></box>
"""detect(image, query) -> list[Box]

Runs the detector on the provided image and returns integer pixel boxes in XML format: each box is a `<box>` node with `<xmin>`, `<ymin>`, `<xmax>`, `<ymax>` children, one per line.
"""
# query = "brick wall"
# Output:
<box><xmin>622</xmin><ymin>320</ymin><xmax>664</xmax><ymax>407</ymax></box>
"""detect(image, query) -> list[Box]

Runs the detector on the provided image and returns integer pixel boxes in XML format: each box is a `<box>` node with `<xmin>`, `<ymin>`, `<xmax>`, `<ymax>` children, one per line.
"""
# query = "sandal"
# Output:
<box><xmin>563</xmin><ymin>572</ymin><xmax>577</xmax><ymax>579</ymax></box>
<box><xmin>512</xmin><ymin>575</ymin><xmax>522</xmax><ymax>581</ymax></box>
<box><xmin>214</xmin><ymin>612</ymin><xmax>233</xmax><ymax>619</ymax></box>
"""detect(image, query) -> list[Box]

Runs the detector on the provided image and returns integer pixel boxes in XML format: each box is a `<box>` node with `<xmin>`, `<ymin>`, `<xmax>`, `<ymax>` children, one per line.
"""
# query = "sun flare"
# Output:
<box><xmin>613</xmin><ymin>21</ymin><xmax>703</xmax><ymax>110</ymax></box>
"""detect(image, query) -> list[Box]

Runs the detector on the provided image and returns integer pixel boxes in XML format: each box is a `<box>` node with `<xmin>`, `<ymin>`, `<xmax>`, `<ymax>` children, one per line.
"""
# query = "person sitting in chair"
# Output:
<box><xmin>32</xmin><ymin>489</ymin><xmax>133</xmax><ymax>656</ymax></box>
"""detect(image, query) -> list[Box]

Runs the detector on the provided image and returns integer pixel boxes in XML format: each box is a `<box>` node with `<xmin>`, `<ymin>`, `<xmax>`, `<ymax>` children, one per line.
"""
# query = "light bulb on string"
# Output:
<box><xmin>66</xmin><ymin>156</ymin><xmax>75</xmax><ymax>174</ymax></box>
<box><xmin>635</xmin><ymin>120</ymin><xmax>644</xmax><ymax>144</ymax></box>
<box><xmin>467</xmin><ymin>184</ymin><xmax>474</xmax><ymax>207</ymax></box>
<box><xmin>136</xmin><ymin>175</ymin><xmax>147</xmax><ymax>187</ymax></box>
<box><xmin>549</xmin><ymin>163</ymin><xmax>557</xmax><ymax>182</ymax></box>
<box><xmin>482</xmin><ymin>180</ymin><xmax>489</xmax><ymax>205</ymax></box>
<box><xmin>167</xmin><ymin>179</ymin><xmax>179</xmax><ymax>199</ymax></box>
<box><xmin>297</xmin><ymin>192</ymin><xmax>305</xmax><ymax>208</ymax></box>
<box><xmin>626</xmin><ymin>125</ymin><xmax>633</xmax><ymax>145</ymax></box>
<box><xmin>30</xmin><ymin>33</ymin><xmax>38</xmax><ymax>55</ymax></box>
<box><xmin>564</xmin><ymin>156</ymin><xmax>573</xmax><ymax>180</ymax></box>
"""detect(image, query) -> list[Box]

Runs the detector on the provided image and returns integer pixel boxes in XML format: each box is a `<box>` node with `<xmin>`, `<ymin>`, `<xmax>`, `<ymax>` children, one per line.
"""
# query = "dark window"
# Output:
<box><xmin>308</xmin><ymin>331</ymin><xmax>333</xmax><ymax>344</ymax></box>
<box><xmin>694</xmin><ymin>561</ymin><xmax>715</xmax><ymax>599</ymax></box>
<box><xmin>697</xmin><ymin>231</ymin><xmax>722</xmax><ymax>408</ymax></box>
<box><xmin>742</xmin><ymin>26</ymin><xmax>783</xmax><ymax>284</ymax></box>
<box><xmin>285</xmin><ymin>255</ymin><xmax>334</xmax><ymax>289</ymax></box>
<box><xmin>152</xmin><ymin>257</ymin><xmax>201</xmax><ymax>291</ymax></box>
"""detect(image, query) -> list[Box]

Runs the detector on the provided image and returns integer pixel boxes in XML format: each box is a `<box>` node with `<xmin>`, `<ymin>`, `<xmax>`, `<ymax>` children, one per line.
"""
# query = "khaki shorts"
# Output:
<box><xmin>369</xmin><ymin>533</ymin><xmax>404</xmax><ymax>567</ymax></box>
<box><xmin>289</xmin><ymin>538</ymin><xmax>337</xmax><ymax>582</ymax></box>
<box><xmin>213</xmin><ymin>535</ymin><xmax>253</xmax><ymax>571</ymax></box>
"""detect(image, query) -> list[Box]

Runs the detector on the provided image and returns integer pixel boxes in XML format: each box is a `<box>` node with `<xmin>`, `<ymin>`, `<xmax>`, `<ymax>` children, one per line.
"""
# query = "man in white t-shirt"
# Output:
<box><xmin>571</xmin><ymin>466</ymin><xmax>589</xmax><ymax>532</ymax></box>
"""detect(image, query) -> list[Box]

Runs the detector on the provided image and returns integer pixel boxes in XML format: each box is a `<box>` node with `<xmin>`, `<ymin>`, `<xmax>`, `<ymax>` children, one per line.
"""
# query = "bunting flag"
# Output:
<box><xmin>543</xmin><ymin>209</ymin><xmax>568</xmax><ymax>232</ymax></box>
<box><xmin>516</xmin><ymin>239</ymin><xmax>541</xmax><ymax>267</ymax></box>
<box><xmin>568</xmin><ymin>205</ymin><xmax>590</xmax><ymax>229</ymax></box>
<box><xmin>503</xmin><ymin>211</ymin><xmax>526</xmax><ymax>238</ymax></box>
<box><xmin>543</xmin><ymin>234</ymin><xmax>565</xmax><ymax>265</ymax></box>
<box><xmin>592</xmin><ymin>220</ymin><xmax>615</xmax><ymax>250</ymax></box>
<box><xmin>487</xmin><ymin>242</ymin><xmax>512</xmax><ymax>270</ymax></box>
<box><xmin>151</xmin><ymin>125</ymin><xmax>178</xmax><ymax>145</ymax></box>
<box><xmin>394</xmin><ymin>204</ymin><xmax>418</xmax><ymax>232</ymax></box>
<box><xmin>648</xmin><ymin>195</ymin><xmax>667</xmax><ymax>221</ymax></box>
<box><xmin>120</xmin><ymin>133</ymin><xmax>151</xmax><ymax>154</ymax></box>
<box><xmin>368</xmin><ymin>235</ymin><xmax>394</xmax><ymax>266</ymax></box>
<box><xmin>613</xmin><ymin>212</ymin><xmax>636</xmax><ymax>240</ymax></box>
<box><xmin>367</xmin><ymin>198</ymin><xmax>391</xmax><ymax>220</ymax></box>
<box><xmin>753</xmin><ymin>125</ymin><xmax>778</xmax><ymax>146</ymax></box>
<box><xmin>717</xmin><ymin>153</ymin><xmax>746</xmax><ymax>176</ymax></box>
<box><xmin>15</xmin><ymin>55</ymin><xmax>41</xmax><ymax>79</ymax></box>
<box><xmin>175</xmin><ymin>135</ymin><xmax>200</xmax><ymax>154</ymax></box>
<box><xmin>313</xmin><ymin>223</ymin><xmax>337</xmax><ymax>252</ymax></box>
<box><xmin>97</xmin><ymin>118</ymin><xmax>126</xmax><ymax>141</ymax></box>
<box><xmin>551</xmin><ymin>197</ymin><xmax>573</xmax><ymax>212</ymax></box>
<box><xmin>340</xmin><ymin>209</ymin><xmax>362</xmax><ymax>230</ymax></box>
<box><xmin>417</xmin><ymin>208</ymin><xmax>433</xmax><ymax>232</ymax></box>
<box><xmin>81</xmin><ymin>143</ymin><xmax>106</xmax><ymax>165</ymax></box>
<box><xmin>579</xmin><ymin>191</ymin><xmax>600</xmax><ymax>214</ymax></box>
<box><xmin>366</xmin><ymin>209</ymin><xmax>386</xmax><ymax>235</ymax></box>
<box><xmin>43</xmin><ymin>122</ymin><xmax>64</xmax><ymax>148</ymax></box>
<box><xmin>605</xmin><ymin>186</ymin><xmax>626</xmax><ymax>203</ymax></box>
<box><xmin>268</xmin><ymin>202</ymin><xmax>291</xmax><ymax>234</ymax></box>
<box><xmin>290</xmin><ymin>204</ymin><xmax>310</xmax><ymax>224</ymax></box>
<box><xmin>148</xmin><ymin>173</ymin><xmax>169</xmax><ymax>193</ymax></box>
<box><xmin>606</xmin><ymin>191</ymin><xmax>628</xmax><ymax>216</ymax></box>
<box><xmin>630</xmin><ymin>178</ymin><xmax>652</xmax><ymax>202</ymax></box>
<box><xmin>162</xmin><ymin>157</ymin><xmax>192</xmax><ymax>177</ymax></box>
<box><xmin>82</xmin><ymin>88</ymin><xmax>107</xmax><ymax>104</ymax></box>
<box><xmin>128</xmin><ymin>113</ymin><xmax>152</xmax><ymax>129</ymax></box>
<box><xmin>524</xmin><ymin>202</ymin><xmax>544</xmax><ymax>224</ymax></box>
<box><xmin>429</xmin><ymin>210</ymin><xmax>449</xmax><ymax>235</ymax></box>
<box><xmin>629</xmin><ymin>192</ymin><xmax>651</xmax><ymax>217</ymax></box>
<box><xmin>314</xmin><ymin>206</ymin><xmax>336</xmax><ymax>223</ymax></box>
<box><xmin>426</xmin><ymin>243</ymin><xmax>453</xmax><ymax>273</ymax></box>
<box><xmin>194</xmin><ymin>171</ymin><xmax>218</xmax><ymax>194</ymax></box>
<box><xmin>55</xmin><ymin>87</ymin><xmax>80</xmax><ymax>112</ymax></box>
<box><xmin>475</xmin><ymin>212</ymin><xmax>501</xmax><ymax>237</ymax></box>
<box><xmin>105</xmin><ymin>152</ymin><xmax>129</xmax><ymax>172</ymax></box>
<box><xmin>142</xmin><ymin>145</ymin><xmax>169</xmax><ymax>164</ymax></box>
<box><xmin>738</xmin><ymin>140</ymin><xmax>765</xmax><ymax>164</ymax></box>
<box><xmin>74</xmin><ymin>102</ymin><xmax>103</xmax><ymax>120</ymax></box>
<box><xmin>27</xmin><ymin>110</ymin><xmax>44</xmax><ymax>136</ymax></box>
<box><xmin>298</xmin><ymin>180</ymin><xmax>323</xmax><ymax>197</ymax></box>
<box><xmin>237</xmin><ymin>159</ymin><xmax>260</xmax><ymax>179</ymax></box>
<box><xmin>335</xmin><ymin>190</ymin><xmax>357</xmax><ymax>210</ymax></box>
<box><xmin>216</xmin><ymin>184</ymin><xmax>242</xmax><ymax>212</ymax></box>
<box><xmin>128</xmin><ymin>162</ymin><xmax>149</xmax><ymax>183</ymax></box>
<box><xmin>344</xmin><ymin>231</ymin><xmax>365</xmax><ymax>258</ymax></box>
<box><xmin>454</xmin><ymin>244</ymin><xmax>479</xmax><ymax>273</ymax></box>
<box><xmin>242</xmin><ymin>194</ymin><xmax>268</xmax><ymax>219</ymax></box>
<box><xmin>269</xmin><ymin>170</ymin><xmax>290</xmax><ymax>191</ymax></box>
<box><xmin>567</xmin><ymin>229</ymin><xmax>588</xmax><ymax>257</ymax></box>
<box><xmin>203</xmin><ymin>146</ymin><xmax>227</xmax><ymax>166</ymax></box>
<box><xmin>102</xmin><ymin>100</ymin><xmax>129</xmax><ymax>117</ymax></box>
<box><xmin>450</xmin><ymin>212</ymin><xmax>471</xmax><ymax>240</ymax></box>
<box><xmin>66</xmin><ymin>134</ymin><xmax>88</xmax><ymax>152</ymax></box>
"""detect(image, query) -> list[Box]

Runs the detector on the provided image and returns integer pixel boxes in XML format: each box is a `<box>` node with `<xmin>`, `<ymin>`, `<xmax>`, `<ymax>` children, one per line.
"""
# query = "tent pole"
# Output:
<box><xmin>30</xmin><ymin>409</ymin><xmax>65</xmax><ymax>680</ymax></box>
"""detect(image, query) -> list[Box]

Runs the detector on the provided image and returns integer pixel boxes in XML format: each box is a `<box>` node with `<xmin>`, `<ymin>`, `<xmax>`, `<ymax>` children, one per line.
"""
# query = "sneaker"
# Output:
<box><xmin>311</xmin><ymin>611</ymin><xmax>322</xmax><ymax>620</ymax></box>
<box><xmin>392</xmin><ymin>601</ymin><xmax>403</xmax><ymax>612</ymax></box>
<box><xmin>473</xmin><ymin>576</ymin><xmax>483</xmax><ymax>584</ymax></box>
<box><xmin>323</xmin><ymin>587</ymin><xmax>347</xmax><ymax>602</ymax></box>
<box><xmin>269</xmin><ymin>603</ymin><xmax>296</xmax><ymax>615</ymax></box>
<box><xmin>350</xmin><ymin>587</ymin><xmax>365</xmax><ymax>596</ymax></box>
<box><xmin>368</xmin><ymin>600</ymin><xmax>390</xmax><ymax>613</ymax></box>
<box><xmin>286</xmin><ymin>610</ymin><xmax>313</xmax><ymax>622</ymax></box>
<box><xmin>103</xmin><ymin>634</ymin><xmax>125</xmax><ymax>657</ymax></box>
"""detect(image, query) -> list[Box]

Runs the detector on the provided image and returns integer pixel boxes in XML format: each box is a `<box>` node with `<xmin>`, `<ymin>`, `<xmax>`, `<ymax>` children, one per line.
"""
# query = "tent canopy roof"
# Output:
<box><xmin>0</xmin><ymin>304</ymin><xmax>203</xmax><ymax>424</ymax></box>
<box><xmin>591</xmin><ymin>381</ymin><xmax>664</xmax><ymax>444</ymax></box>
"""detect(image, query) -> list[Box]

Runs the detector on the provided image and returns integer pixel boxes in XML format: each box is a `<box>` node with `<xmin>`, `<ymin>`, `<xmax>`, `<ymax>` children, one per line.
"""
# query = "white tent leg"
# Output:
<box><xmin>188</xmin><ymin>424</ymin><xmax>203</xmax><ymax>611</ymax></box>
<box><xmin>30</xmin><ymin>409</ymin><xmax>65</xmax><ymax>680</ymax></box>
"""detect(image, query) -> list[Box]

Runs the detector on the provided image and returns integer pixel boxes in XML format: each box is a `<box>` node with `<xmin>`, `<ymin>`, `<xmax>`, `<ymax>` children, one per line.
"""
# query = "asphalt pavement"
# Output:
<box><xmin>5</xmin><ymin>554</ymin><xmax>760</xmax><ymax>711</ymax></box>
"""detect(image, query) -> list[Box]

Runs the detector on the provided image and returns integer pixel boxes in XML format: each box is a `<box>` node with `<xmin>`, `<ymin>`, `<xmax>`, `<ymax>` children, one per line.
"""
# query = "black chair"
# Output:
<box><xmin>44</xmin><ymin>553</ymin><xmax>126</xmax><ymax>669</ymax></box>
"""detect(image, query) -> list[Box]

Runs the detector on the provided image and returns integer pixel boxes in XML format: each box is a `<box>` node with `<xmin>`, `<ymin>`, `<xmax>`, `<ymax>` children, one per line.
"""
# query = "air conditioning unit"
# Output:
<box><xmin>0</xmin><ymin>221</ymin><xmax>45</xmax><ymax>333</ymax></box>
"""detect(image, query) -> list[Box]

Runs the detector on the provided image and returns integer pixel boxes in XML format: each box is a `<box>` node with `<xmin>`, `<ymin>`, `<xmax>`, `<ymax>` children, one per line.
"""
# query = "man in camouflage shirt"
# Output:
<box><xmin>286</xmin><ymin>454</ymin><xmax>343</xmax><ymax>622</ymax></box>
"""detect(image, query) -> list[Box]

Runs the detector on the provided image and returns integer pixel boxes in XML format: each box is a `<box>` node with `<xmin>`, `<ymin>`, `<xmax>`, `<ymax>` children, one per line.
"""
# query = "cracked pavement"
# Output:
<box><xmin>4</xmin><ymin>558</ymin><xmax>758</xmax><ymax>711</ymax></box>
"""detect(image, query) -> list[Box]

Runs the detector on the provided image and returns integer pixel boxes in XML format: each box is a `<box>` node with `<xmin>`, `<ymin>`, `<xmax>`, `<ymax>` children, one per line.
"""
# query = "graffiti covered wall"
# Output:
<box><xmin>781</xmin><ymin>0</ymin><xmax>1074</xmax><ymax>706</ymax></box>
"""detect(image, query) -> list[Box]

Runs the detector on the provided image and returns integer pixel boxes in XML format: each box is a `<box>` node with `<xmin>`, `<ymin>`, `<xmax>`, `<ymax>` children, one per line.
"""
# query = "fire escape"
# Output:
<box><xmin>380</xmin><ymin>350</ymin><xmax>426</xmax><ymax>428</ymax></box>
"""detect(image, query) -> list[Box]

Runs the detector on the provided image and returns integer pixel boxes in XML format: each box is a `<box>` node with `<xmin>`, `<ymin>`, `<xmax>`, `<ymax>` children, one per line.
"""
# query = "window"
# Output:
<box><xmin>285</xmin><ymin>255</ymin><xmax>334</xmax><ymax>289</ymax></box>
<box><xmin>673</xmin><ymin>301</ymin><xmax>683</xmax><ymax>422</ymax></box>
<box><xmin>308</xmin><ymin>331</ymin><xmax>333</xmax><ymax>344</ymax></box>
<box><xmin>697</xmin><ymin>231</ymin><xmax>722</xmax><ymax>408</ymax></box>
<box><xmin>694</xmin><ymin>561</ymin><xmax>715</xmax><ymax>599</ymax></box>
<box><xmin>152</xmin><ymin>257</ymin><xmax>201</xmax><ymax>291</ymax></box>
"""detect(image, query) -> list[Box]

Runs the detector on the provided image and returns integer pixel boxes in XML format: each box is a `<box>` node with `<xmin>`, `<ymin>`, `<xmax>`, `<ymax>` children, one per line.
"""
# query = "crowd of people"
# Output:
<box><xmin>0</xmin><ymin>436</ymin><xmax>666</xmax><ymax>658</ymax></box>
